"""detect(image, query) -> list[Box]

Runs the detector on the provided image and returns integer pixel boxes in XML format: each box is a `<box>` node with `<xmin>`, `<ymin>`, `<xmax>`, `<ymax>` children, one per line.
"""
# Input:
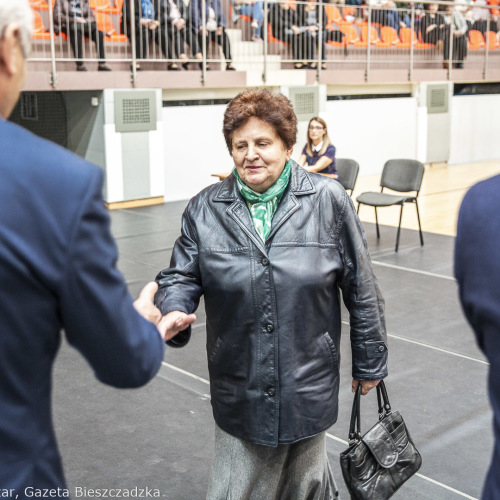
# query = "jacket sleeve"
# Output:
<box><xmin>155</xmin><ymin>205</ymin><xmax>203</xmax><ymax>348</ymax></box>
<box><xmin>60</xmin><ymin>168</ymin><xmax>165</xmax><ymax>388</ymax></box>
<box><xmin>337</xmin><ymin>191</ymin><xmax>388</xmax><ymax>381</ymax></box>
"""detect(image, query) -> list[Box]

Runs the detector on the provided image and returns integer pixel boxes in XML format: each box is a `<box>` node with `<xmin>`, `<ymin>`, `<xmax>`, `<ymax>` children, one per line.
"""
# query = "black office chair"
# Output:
<box><xmin>336</xmin><ymin>158</ymin><xmax>359</xmax><ymax>195</ymax></box>
<box><xmin>356</xmin><ymin>159</ymin><xmax>425</xmax><ymax>252</ymax></box>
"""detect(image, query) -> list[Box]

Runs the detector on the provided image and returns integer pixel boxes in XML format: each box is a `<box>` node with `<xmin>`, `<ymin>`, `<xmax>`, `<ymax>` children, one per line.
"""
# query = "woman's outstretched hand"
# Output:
<box><xmin>157</xmin><ymin>310</ymin><xmax>197</xmax><ymax>341</ymax></box>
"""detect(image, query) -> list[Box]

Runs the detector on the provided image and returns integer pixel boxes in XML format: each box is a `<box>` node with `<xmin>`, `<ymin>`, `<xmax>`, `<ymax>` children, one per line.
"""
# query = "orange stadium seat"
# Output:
<box><xmin>94</xmin><ymin>12</ymin><xmax>128</xmax><ymax>41</ymax></box>
<box><xmin>30</xmin><ymin>0</ymin><xmax>49</xmax><ymax>10</ymax></box>
<box><xmin>344</xmin><ymin>6</ymin><xmax>356</xmax><ymax>18</ymax></box>
<box><xmin>399</xmin><ymin>27</ymin><xmax>433</xmax><ymax>49</ymax></box>
<box><xmin>468</xmin><ymin>29</ymin><xmax>485</xmax><ymax>50</ymax></box>
<box><xmin>485</xmin><ymin>31</ymin><xmax>499</xmax><ymax>49</ymax></box>
<box><xmin>90</xmin><ymin>0</ymin><xmax>123</xmax><ymax>15</ymax></box>
<box><xmin>31</xmin><ymin>10</ymin><xmax>52</xmax><ymax>39</ymax></box>
<box><xmin>339</xmin><ymin>24</ymin><xmax>360</xmax><ymax>44</ymax></box>
<box><xmin>325</xmin><ymin>4</ymin><xmax>342</xmax><ymax>26</ymax></box>
<box><xmin>380</xmin><ymin>26</ymin><xmax>410</xmax><ymax>48</ymax></box>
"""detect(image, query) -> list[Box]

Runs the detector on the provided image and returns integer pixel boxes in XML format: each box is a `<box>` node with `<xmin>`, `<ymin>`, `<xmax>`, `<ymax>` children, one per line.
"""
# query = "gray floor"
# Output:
<box><xmin>53</xmin><ymin>200</ymin><xmax>492</xmax><ymax>500</ymax></box>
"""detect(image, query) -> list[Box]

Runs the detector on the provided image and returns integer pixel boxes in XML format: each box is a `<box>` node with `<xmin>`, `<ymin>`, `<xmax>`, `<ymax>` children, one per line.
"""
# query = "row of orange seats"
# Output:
<box><xmin>31</xmin><ymin>0</ymin><xmax>126</xmax><ymax>41</ymax></box>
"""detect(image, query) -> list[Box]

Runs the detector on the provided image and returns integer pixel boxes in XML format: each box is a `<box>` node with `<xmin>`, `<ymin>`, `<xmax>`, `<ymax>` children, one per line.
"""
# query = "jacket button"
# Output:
<box><xmin>261</xmin><ymin>258</ymin><xmax>269</xmax><ymax>266</ymax></box>
<box><xmin>266</xmin><ymin>324</ymin><xmax>274</xmax><ymax>333</ymax></box>
<box><xmin>378</xmin><ymin>346</ymin><xmax>385</xmax><ymax>352</ymax></box>
<box><xmin>266</xmin><ymin>386</ymin><xmax>276</xmax><ymax>397</ymax></box>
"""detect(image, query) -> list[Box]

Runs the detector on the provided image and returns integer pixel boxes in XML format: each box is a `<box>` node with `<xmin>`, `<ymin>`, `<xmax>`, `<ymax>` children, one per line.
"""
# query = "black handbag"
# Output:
<box><xmin>339</xmin><ymin>381</ymin><xmax>422</xmax><ymax>500</ymax></box>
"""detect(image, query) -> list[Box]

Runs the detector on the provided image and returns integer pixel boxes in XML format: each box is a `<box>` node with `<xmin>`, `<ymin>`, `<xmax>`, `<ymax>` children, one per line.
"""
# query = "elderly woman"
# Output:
<box><xmin>155</xmin><ymin>88</ymin><xmax>388</xmax><ymax>499</ymax></box>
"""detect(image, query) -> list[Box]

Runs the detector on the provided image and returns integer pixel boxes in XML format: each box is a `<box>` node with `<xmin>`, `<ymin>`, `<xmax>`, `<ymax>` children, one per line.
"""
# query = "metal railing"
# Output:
<box><xmin>29</xmin><ymin>0</ymin><xmax>500</xmax><ymax>87</ymax></box>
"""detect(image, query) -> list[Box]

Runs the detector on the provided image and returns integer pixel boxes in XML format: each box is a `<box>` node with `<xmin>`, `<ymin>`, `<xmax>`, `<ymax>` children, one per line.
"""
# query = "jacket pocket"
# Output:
<box><xmin>209</xmin><ymin>337</ymin><xmax>223</xmax><ymax>365</ymax></box>
<box><xmin>320</xmin><ymin>332</ymin><xmax>340</xmax><ymax>373</ymax></box>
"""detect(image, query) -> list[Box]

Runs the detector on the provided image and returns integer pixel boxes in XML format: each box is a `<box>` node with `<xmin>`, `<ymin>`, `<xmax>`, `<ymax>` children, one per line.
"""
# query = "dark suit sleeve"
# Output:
<box><xmin>455</xmin><ymin>180</ymin><xmax>500</xmax><ymax>356</ymax></box>
<box><xmin>59</xmin><ymin>168</ymin><xmax>165</xmax><ymax>388</ymax></box>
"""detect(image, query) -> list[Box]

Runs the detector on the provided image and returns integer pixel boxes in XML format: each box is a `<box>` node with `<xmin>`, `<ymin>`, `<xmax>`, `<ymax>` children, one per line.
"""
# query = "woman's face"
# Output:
<box><xmin>232</xmin><ymin>116</ymin><xmax>293</xmax><ymax>194</ymax></box>
<box><xmin>429</xmin><ymin>3</ymin><xmax>438</xmax><ymax>13</ymax></box>
<box><xmin>308</xmin><ymin>120</ymin><xmax>326</xmax><ymax>143</ymax></box>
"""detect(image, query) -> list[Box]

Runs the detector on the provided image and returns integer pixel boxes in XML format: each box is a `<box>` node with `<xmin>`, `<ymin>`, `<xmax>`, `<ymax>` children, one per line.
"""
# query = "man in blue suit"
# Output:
<box><xmin>0</xmin><ymin>0</ymin><xmax>195</xmax><ymax>495</ymax></box>
<box><xmin>455</xmin><ymin>174</ymin><xmax>500</xmax><ymax>500</ymax></box>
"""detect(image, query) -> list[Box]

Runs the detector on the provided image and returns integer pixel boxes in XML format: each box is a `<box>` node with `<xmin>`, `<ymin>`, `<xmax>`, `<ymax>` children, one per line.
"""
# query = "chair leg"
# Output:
<box><xmin>395</xmin><ymin>204</ymin><xmax>404</xmax><ymax>252</ymax></box>
<box><xmin>415</xmin><ymin>200</ymin><xmax>424</xmax><ymax>246</ymax></box>
<box><xmin>375</xmin><ymin>208</ymin><xmax>380</xmax><ymax>239</ymax></box>
<box><xmin>356</xmin><ymin>202</ymin><xmax>360</xmax><ymax>214</ymax></box>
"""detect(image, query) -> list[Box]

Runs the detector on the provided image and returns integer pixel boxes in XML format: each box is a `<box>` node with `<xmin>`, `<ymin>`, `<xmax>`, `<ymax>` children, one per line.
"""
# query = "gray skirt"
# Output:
<box><xmin>206</xmin><ymin>424</ymin><xmax>340</xmax><ymax>500</ymax></box>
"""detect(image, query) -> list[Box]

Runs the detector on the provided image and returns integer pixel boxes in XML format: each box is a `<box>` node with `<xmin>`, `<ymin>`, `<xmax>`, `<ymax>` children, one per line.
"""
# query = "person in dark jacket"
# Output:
<box><xmin>121</xmin><ymin>0</ymin><xmax>159</xmax><ymax>71</ymax></box>
<box><xmin>53</xmin><ymin>0</ymin><xmax>112</xmax><ymax>71</ymax></box>
<box><xmin>189</xmin><ymin>0</ymin><xmax>236</xmax><ymax>70</ymax></box>
<box><xmin>455</xmin><ymin>174</ymin><xmax>500</xmax><ymax>500</ymax></box>
<box><xmin>155</xmin><ymin>88</ymin><xmax>388</xmax><ymax>499</ymax></box>
<box><xmin>0</xmin><ymin>1</ymin><xmax>193</xmax><ymax>494</ymax></box>
<box><xmin>420</xmin><ymin>3</ymin><xmax>445</xmax><ymax>45</ymax></box>
<box><xmin>295</xmin><ymin>0</ymin><xmax>328</xmax><ymax>69</ymax></box>
<box><xmin>269</xmin><ymin>0</ymin><xmax>309</xmax><ymax>69</ymax></box>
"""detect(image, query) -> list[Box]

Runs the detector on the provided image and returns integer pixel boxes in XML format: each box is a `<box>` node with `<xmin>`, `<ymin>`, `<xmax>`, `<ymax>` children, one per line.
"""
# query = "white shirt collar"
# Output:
<box><xmin>312</xmin><ymin>141</ymin><xmax>323</xmax><ymax>153</ymax></box>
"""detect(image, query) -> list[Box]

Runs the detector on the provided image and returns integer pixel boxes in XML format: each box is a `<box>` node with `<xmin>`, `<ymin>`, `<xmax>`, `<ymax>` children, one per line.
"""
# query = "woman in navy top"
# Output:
<box><xmin>298</xmin><ymin>116</ymin><xmax>337</xmax><ymax>175</ymax></box>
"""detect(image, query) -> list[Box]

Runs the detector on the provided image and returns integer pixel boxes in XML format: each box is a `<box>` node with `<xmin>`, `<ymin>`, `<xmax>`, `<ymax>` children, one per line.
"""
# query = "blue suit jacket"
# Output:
<box><xmin>0</xmin><ymin>119</ymin><xmax>164</xmax><ymax>494</ymax></box>
<box><xmin>455</xmin><ymin>174</ymin><xmax>500</xmax><ymax>500</ymax></box>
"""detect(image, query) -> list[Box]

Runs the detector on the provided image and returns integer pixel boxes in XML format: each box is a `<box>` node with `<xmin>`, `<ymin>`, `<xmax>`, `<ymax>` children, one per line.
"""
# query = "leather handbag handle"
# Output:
<box><xmin>348</xmin><ymin>380</ymin><xmax>391</xmax><ymax>444</ymax></box>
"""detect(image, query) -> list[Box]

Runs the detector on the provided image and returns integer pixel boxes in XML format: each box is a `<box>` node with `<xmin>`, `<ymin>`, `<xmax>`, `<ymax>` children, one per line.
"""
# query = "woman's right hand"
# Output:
<box><xmin>157</xmin><ymin>310</ymin><xmax>197</xmax><ymax>342</ymax></box>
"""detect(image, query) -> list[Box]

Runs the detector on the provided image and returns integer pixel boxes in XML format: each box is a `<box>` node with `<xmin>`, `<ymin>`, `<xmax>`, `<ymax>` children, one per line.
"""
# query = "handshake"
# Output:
<box><xmin>133</xmin><ymin>282</ymin><xmax>196</xmax><ymax>342</ymax></box>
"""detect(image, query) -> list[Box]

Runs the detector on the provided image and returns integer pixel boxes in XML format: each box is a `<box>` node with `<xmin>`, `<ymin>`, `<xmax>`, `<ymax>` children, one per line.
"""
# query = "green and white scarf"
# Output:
<box><xmin>233</xmin><ymin>160</ymin><xmax>292</xmax><ymax>242</ymax></box>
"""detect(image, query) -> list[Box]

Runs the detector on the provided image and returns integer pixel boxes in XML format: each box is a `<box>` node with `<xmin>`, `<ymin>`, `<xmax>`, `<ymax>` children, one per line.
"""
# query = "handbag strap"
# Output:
<box><xmin>348</xmin><ymin>380</ymin><xmax>392</xmax><ymax>445</ymax></box>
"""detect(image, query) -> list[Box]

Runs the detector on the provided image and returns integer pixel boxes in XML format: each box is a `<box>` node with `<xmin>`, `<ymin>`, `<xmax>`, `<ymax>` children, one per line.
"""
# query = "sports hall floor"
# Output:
<box><xmin>53</xmin><ymin>160</ymin><xmax>500</xmax><ymax>500</ymax></box>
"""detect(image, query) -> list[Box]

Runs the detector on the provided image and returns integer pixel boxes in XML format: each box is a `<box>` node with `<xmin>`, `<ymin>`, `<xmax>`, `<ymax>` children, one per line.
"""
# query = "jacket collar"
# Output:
<box><xmin>212</xmin><ymin>160</ymin><xmax>316</xmax><ymax>203</ymax></box>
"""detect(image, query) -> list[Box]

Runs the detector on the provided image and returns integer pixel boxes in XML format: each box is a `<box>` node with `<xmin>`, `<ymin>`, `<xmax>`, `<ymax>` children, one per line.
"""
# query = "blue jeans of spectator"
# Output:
<box><xmin>237</xmin><ymin>2</ymin><xmax>264</xmax><ymax>37</ymax></box>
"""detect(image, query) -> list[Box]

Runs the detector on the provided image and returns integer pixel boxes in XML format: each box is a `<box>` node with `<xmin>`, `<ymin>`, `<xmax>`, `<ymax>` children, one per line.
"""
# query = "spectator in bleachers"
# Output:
<box><xmin>189</xmin><ymin>0</ymin><xmax>236</xmax><ymax>70</ymax></box>
<box><xmin>269</xmin><ymin>0</ymin><xmax>309</xmax><ymax>68</ymax></box>
<box><xmin>298</xmin><ymin>116</ymin><xmax>337</xmax><ymax>176</ymax></box>
<box><xmin>443</xmin><ymin>1</ymin><xmax>468</xmax><ymax>69</ymax></box>
<box><xmin>421</xmin><ymin>3</ymin><xmax>445</xmax><ymax>45</ymax></box>
<box><xmin>53</xmin><ymin>0</ymin><xmax>112</xmax><ymax>71</ymax></box>
<box><xmin>370</xmin><ymin>0</ymin><xmax>407</xmax><ymax>32</ymax></box>
<box><xmin>121</xmin><ymin>0</ymin><xmax>159</xmax><ymax>71</ymax></box>
<box><xmin>471</xmin><ymin>0</ymin><xmax>498</xmax><ymax>34</ymax></box>
<box><xmin>231</xmin><ymin>0</ymin><xmax>265</xmax><ymax>41</ymax></box>
<box><xmin>296</xmin><ymin>0</ymin><xmax>328</xmax><ymax>69</ymax></box>
<box><xmin>156</xmin><ymin>0</ymin><xmax>190</xmax><ymax>70</ymax></box>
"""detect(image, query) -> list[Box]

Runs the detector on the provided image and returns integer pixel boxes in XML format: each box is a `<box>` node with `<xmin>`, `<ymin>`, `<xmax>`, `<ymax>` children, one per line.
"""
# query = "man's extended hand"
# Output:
<box><xmin>158</xmin><ymin>310</ymin><xmax>197</xmax><ymax>342</ymax></box>
<box><xmin>133</xmin><ymin>282</ymin><xmax>162</xmax><ymax>325</ymax></box>
<box><xmin>352</xmin><ymin>379</ymin><xmax>381</xmax><ymax>395</ymax></box>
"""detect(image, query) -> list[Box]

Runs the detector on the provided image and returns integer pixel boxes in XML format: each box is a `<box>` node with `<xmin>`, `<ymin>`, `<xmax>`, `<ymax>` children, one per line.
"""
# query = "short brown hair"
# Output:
<box><xmin>223</xmin><ymin>88</ymin><xmax>298</xmax><ymax>154</ymax></box>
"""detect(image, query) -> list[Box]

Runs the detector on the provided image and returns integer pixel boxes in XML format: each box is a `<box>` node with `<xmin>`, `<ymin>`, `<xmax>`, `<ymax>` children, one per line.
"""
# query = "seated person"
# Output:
<box><xmin>420</xmin><ymin>3</ymin><xmax>445</xmax><ymax>44</ymax></box>
<box><xmin>370</xmin><ymin>0</ymin><xmax>407</xmax><ymax>32</ymax></box>
<box><xmin>231</xmin><ymin>0</ymin><xmax>264</xmax><ymax>41</ymax></box>
<box><xmin>295</xmin><ymin>0</ymin><xmax>328</xmax><ymax>69</ymax></box>
<box><xmin>53</xmin><ymin>0</ymin><xmax>112</xmax><ymax>71</ymax></box>
<box><xmin>157</xmin><ymin>0</ymin><xmax>190</xmax><ymax>70</ymax></box>
<box><xmin>269</xmin><ymin>0</ymin><xmax>308</xmax><ymax>68</ymax></box>
<box><xmin>298</xmin><ymin>117</ymin><xmax>337</xmax><ymax>176</ymax></box>
<box><xmin>121</xmin><ymin>0</ymin><xmax>159</xmax><ymax>71</ymax></box>
<box><xmin>189</xmin><ymin>0</ymin><xmax>236</xmax><ymax>70</ymax></box>
<box><xmin>443</xmin><ymin>2</ymin><xmax>468</xmax><ymax>69</ymax></box>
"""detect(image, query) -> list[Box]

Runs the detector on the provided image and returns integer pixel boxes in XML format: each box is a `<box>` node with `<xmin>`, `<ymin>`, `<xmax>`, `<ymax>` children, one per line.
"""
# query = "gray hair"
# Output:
<box><xmin>0</xmin><ymin>0</ymin><xmax>33</xmax><ymax>58</ymax></box>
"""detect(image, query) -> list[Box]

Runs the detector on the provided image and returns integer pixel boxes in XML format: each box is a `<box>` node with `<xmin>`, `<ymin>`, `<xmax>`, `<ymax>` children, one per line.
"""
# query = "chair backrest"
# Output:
<box><xmin>380</xmin><ymin>159</ymin><xmax>425</xmax><ymax>193</ymax></box>
<box><xmin>325</xmin><ymin>5</ymin><xmax>342</xmax><ymax>24</ymax></box>
<box><xmin>485</xmin><ymin>31</ymin><xmax>498</xmax><ymax>49</ymax></box>
<box><xmin>380</xmin><ymin>26</ymin><xmax>400</xmax><ymax>44</ymax></box>
<box><xmin>399</xmin><ymin>27</ymin><xmax>415</xmax><ymax>44</ymax></box>
<box><xmin>468</xmin><ymin>29</ymin><xmax>485</xmax><ymax>48</ymax></box>
<box><xmin>360</xmin><ymin>24</ymin><xmax>380</xmax><ymax>43</ymax></box>
<box><xmin>336</xmin><ymin>158</ymin><xmax>359</xmax><ymax>192</ymax></box>
<box><xmin>340</xmin><ymin>24</ymin><xmax>360</xmax><ymax>44</ymax></box>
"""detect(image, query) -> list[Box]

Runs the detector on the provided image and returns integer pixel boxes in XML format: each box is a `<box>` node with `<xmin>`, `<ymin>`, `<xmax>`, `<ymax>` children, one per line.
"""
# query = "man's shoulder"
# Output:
<box><xmin>463</xmin><ymin>174</ymin><xmax>500</xmax><ymax>210</ymax></box>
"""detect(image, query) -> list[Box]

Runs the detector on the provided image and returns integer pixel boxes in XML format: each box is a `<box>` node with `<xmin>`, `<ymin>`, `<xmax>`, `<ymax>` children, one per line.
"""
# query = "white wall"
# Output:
<box><xmin>449</xmin><ymin>94</ymin><xmax>500</xmax><ymax>164</ymax></box>
<box><xmin>160</xmin><ymin>94</ymin><xmax>500</xmax><ymax>202</ymax></box>
<box><xmin>162</xmin><ymin>104</ymin><xmax>233</xmax><ymax>202</ymax></box>
<box><xmin>322</xmin><ymin>97</ymin><xmax>419</xmax><ymax>176</ymax></box>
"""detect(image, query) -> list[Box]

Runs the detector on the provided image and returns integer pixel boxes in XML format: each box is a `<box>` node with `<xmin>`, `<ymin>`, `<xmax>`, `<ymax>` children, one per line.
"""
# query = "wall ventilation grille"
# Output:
<box><xmin>289</xmin><ymin>87</ymin><xmax>319</xmax><ymax>121</ymax></box>
<box><xmin>115</xmin><ymin>91</ymin><xmax>157</xmax><ymax>132</ymax></box>
<box><xmin>427</xmin><ymin>85</ymin><xmax>448</xmax><ymax>114</ymax></box>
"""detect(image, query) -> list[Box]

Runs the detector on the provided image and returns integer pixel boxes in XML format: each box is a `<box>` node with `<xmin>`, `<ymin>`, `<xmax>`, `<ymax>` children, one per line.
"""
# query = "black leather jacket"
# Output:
<box><xmin>156</xmin><ymin>162</ymin><xmax>388</xmax><ymax>446</ymax></box>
